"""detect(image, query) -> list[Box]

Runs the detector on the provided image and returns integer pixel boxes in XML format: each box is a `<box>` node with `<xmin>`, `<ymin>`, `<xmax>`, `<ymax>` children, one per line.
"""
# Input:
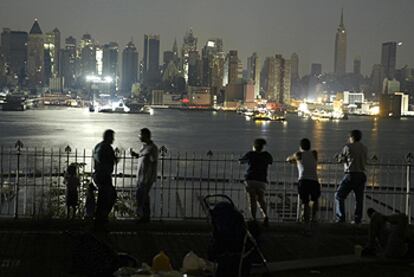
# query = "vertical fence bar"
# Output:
<box><xmin>159</xmin><ymin>146</ymin><xmax>167</xmax><ymax>219</ymax></box>
<box><xmin>14</xmin><ymin>140</ymin><xmax>23</xmax><ymax>219</ymax></box>
<box><xmin>24</xmin><ymin>147</ymin><xmax>28</xmax><ymax>216</ymax></box>
<box><xmin>33</xmin><ymin>147</ymin><xmax>37</xmax><ymax>216</ymax></box>
<box><xmin>406</xmin><ymin>153</ymin><xmax>412</xmax><ymax>223</ymax></box>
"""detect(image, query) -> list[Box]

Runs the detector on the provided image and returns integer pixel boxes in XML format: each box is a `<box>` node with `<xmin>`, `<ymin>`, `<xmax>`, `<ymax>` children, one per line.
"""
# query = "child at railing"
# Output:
<box><xmin>64</xmin><ymin>163</ymin><xmax>80</xmax><ymax>219</ymax></box>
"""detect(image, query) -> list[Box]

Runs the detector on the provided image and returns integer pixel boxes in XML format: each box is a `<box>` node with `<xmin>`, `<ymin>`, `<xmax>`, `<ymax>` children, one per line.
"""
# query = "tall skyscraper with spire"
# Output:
<box><xmin>334</xmin><ymin>9</ymin><xmax>347</xmax><ymax>76</ymax></box>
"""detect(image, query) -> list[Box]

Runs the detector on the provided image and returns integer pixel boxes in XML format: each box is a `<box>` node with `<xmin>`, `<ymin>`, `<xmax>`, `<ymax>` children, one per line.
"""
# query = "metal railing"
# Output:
<box><xmin>0</xmin><ymin>142</ymin><xmax>412</xmax><ymax>223</ymax></box>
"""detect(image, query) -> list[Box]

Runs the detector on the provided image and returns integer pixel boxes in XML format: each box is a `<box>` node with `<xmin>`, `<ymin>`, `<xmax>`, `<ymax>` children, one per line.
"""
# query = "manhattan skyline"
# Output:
<box><xmin>0</xmin><ymin>0</ymin><xmax>414</xmax><ymax>76</ymax></box>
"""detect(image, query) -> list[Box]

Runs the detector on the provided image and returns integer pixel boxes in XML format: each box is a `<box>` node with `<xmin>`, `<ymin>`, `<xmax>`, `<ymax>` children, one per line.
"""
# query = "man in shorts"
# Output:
<box><xmin>240</xmin><ymin>138</ymin><xmax>273</xmax><ymax>226</ymax></box>
<box><xmin>287</xmin><ymin>138</ymin><xmax>321</xmax><ymax>223</ymax></box>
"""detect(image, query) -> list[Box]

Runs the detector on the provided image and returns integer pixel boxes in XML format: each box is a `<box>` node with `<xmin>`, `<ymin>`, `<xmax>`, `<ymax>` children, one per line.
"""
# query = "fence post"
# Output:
<box><xmin>159</xmin><ymin>146</ymin><xmax>168</xmax><ymax>219</ymax></box>
<box><xmin>406</xmin><ymin>153</ymin><xmax>413</xmax><ymax>224</ymax></box>
<box><xmin>65</xmin><ymin>145</ymin><xmax>72</xmax><ymax>166</ymax></box>
<box><xmin>207</xmin><ymin>150</ymin><xmax>213</xmax><ymax>192</ymax></box>
<box><xmin>14</xmin><ymin>140</ymin><xmax>23</xmax><ymax>219</ymax></box>
<box><xmin>114</xmin><ymin>147</ymin><xmax>120</xmax><ymax>187</ymax></box>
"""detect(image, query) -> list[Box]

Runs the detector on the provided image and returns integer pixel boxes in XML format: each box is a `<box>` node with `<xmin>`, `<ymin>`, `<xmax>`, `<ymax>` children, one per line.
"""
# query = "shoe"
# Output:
<box><xmin>335</xmin><ymin>219</ymin><xmax>345</xmax><ymax>224</ymax></box>
<box><xmin>351</xmin><ymin>220</ymin><xmax>361</xmax><ymax>225</ymax></box>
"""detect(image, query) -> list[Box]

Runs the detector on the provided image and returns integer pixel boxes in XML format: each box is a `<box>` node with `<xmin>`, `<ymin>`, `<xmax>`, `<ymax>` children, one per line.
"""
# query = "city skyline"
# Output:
<box><xmin>1</xmin><ymin>0</ymin><xmax>413</xmax><ymax>76</ymax></box>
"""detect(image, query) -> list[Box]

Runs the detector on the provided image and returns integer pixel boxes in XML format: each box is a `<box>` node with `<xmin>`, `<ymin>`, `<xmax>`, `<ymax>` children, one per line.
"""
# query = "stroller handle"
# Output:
<box><xmin>203</xmin><ymin>194</ymin><xmax>235</xmax><ymax>208</ymax></box>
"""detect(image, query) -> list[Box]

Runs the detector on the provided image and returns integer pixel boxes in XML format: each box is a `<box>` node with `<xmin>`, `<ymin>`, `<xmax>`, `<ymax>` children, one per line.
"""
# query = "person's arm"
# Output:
<box><xmin>239</xmin><ymin>152</ymin><xmax>250</xmax><ymax>164</ymax></box>
<box><xmin>312</xmin><ymin>150</ymin><xmax>318</xmax><ymax>161</ymax></box>
<box><xmin>130</xmin><ymin>148</ymin><xmax>139</xmax><ymax>158</ymax></box>
<box><xmin>286</xmin><ymin>152</ymin><xmax>300</xmax><ymax>163</ymax></box>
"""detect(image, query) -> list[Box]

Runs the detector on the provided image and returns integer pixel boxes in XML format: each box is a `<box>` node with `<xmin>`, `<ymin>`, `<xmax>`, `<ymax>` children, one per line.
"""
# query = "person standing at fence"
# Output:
<box><xmin>64</xmin><ymin>163</ymin><xmax>80</xmax><ymax>219</ymax></box>
<box><xmin>286</xmin><ymin>138</ymin><xmax>320</xmax><ymax>223</ymax></box>
<box><xmin>240</xmin><ymin>138</ymin><xmax>273</xmax><ymax>226</ymax></box>
<box><xmin>130</xmin><ymin>128</ymin><xmax>158</xmax><ymax>223</ymax></box>
<box><xmin>335</xmin><ymin>129</ymin><xmax>368</xmax><ymax>224</ymax></box>
<box><xmin>92</xmin><ymin>129</ymin><xmax>118</xmax><ymax>230</ymax></box>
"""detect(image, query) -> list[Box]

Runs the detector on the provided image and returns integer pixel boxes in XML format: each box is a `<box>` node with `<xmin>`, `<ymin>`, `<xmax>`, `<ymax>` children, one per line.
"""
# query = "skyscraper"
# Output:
<box><xmin>290</xmin><ymin>52</ymin><xmax>299</xmax><ymax>81</ymax></box>
<box><xmin>181</xmin><ymin>29</ymin><xmax>197</xmax><ymax>83</ymax></box>
<box><xmin>353</xmin><ymin>57</ymin><xmax>361</xmax><ymax>75</ymax></box>
<box><xmin>381</xmin><ymin>41</ymin><xmax>397</xmax><ymax>79</ymax></box>
<box><xmin>121</xmin><ymin>41</ymin><xmax>138</xmax><ymax>95</ymax></box>
<box><xmin>262</xmin><ymin>55</ymin><xmax>291</xmax><ymax>104</ymax></box>
<box><xmin>143</xmin><ymin>34</ymin><xmax>160</xmax><ymax>85</ymax></box>
<box><xmin>311</xmin><ymin>63</ymin><xmax>322</xmax><ymax>76</ymax></box>
<box><xmin>44</xmin><ymin>28</ymin><xmax>61</xmax><ymax>83</ymax></box>
<box><xmin>274</xmin><ymin>55</ymin><xmax>291</xmax><ymax>104</ymax></box>
<box><xmin>58</xmin><ymin>36</ymin><xmax>77</xmax><ymax>89</ymax></box>
<box><xmin>1</xmin><ymin>28</ymin><xmax>27</xmax><ymax>85</ymax></box>
<box><xmin>201</xmin><ymin>38</ymin><xmax>224</xmax><ymax>90</ymax></box>
<box><xmin>103</xmin><ymin>42</ymin><xmax>119</xmax><ymax>91</ymax></box>
<box><xmin>27</xmin><ymin>19</ymin><xmax>44</xmax><ymax>88</ymax></box>
<box><xmin>370</xmin><ymin>64</ymin><xmax>385</xmax><ymax>95</ymax></box>
<box><xmin>227</xmin><ymin>50</ymin><xmax>239</xmax><ymax>84</ymax></box>
<box><xmin>334</xmin><ymin>9</ymin><xmax>347</xmax><ymax>75</ymax></box>
<box><xmin>80</xmin><ymin>34</ymin><xmax>96</xmax><ymax>78</ymax></box>
<box><xmin>247</xmin><ymin>52</ymin><xmax>260</xmax><ymax>98</ymax></box>
<box><xmin>188</xmin><ymin>50</ymin><xmax>202</xmax><ymax>86</ymax></box>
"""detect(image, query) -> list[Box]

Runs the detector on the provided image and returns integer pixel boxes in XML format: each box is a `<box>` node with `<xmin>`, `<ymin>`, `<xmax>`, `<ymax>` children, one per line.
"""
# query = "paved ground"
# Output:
<box><xmin>0</xmin><ymin>219</ymin><xmax>413</xmax><ymax>276</ymax></box>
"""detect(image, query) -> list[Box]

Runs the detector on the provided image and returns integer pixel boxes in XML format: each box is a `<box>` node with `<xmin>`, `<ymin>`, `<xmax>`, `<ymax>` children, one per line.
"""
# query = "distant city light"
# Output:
<box><xmin>85</xmin><ymin>75</ymin><xmax>113</xmax><ymax>83</ymax></box>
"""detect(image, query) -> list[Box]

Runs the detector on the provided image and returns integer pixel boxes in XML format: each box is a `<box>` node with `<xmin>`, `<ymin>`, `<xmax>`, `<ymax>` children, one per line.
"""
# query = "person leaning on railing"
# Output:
<box><xmin>239</xmin><ymin>138</ymin><xmax>273</xmax><ymax>227</ymax></box>
<box><xmin>334</xmin><ymin>129</ymin><xmax>368</xmax><ymax>224</ymax></box>
<box><xmin>286</xmin><ymin>138</ymin><xmax>321</xmax><ymax>224</ymax></box>
<box><xmin>92</xmin><ymin>129</ymin><xmax>118</xmax><ymax>230</ymax></box>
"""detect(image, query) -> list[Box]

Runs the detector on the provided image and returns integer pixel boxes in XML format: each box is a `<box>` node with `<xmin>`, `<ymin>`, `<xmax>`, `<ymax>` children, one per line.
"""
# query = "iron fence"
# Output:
<box><xmin>0</xmin><ymin>142</ymin><xmax>412</xmax><ymax>224</ymax></box>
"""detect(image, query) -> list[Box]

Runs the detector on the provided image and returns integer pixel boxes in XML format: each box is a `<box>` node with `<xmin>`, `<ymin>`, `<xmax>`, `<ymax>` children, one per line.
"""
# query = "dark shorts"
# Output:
<box><xmin>298</xmin><ymin>179</ymin><xmax>321</xmax><ymax>203</ymax></box>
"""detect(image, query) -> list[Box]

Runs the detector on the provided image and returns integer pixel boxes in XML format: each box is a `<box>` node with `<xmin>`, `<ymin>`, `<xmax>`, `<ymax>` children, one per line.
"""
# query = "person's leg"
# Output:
<box><xmin>335</xmin><ymin>174</ymin><xmax>352</xmax><ymax>222</ymax></box>
<box><xmin>142</xmin><ymin>184</ymin><xmax>152</xmax><ymax>220</ymax></box>
<box><xmin>257</xmin><ymin>189</ymin><xmax>267</xmax><ymax>218</ymax></box>
<box><xmin>94</xmin><ymin>176</ymin><xmax>113</xmax><ymax>228</ymax></box>
<box><xmin>136</xmin><ymin>182</ymin><xmax>150</xmax><ymax>219</ymax></box>
<box><xmin>248</xmin><ymin>191</ymin><xmax>258</xmax><ymax>220</ymax></box>
<box><xmin>310</xmin><ymin>181</ymin><xmax>321</xmax><ymax>222</ymax></box>
<box><xmin>353</xmin><ymin>173</ymin><xmax>366</xmax><ymax>224</ymax></box>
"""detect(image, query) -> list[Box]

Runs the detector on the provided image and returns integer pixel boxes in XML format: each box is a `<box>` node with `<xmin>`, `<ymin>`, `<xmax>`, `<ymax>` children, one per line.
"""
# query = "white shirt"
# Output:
<box><xmin>136</xmin><ymin>141</ymin><xmax>158</xmax><ymax>185</ymax></box>
<box><xmin>295</xmin><ymin>150</ymin><xmax>318</xmax><ymax>181</ymax></box>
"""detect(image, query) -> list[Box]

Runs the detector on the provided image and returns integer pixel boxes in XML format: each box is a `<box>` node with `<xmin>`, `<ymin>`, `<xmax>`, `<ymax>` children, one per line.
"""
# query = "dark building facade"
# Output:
<box><xmin>381</xmin><ymin>41</ymin><xmax>397</xmax><ymax>80</ymax></box>
<box><xmin>1</xmin><ymin>28</ymin><xmax>28</xmax><ymax>85</ymax></box>
<box><xmin>143</xmin><ymin>34</ymin><xmax>160</xmax><ymax>85</ymax></box>
<box><xmin>121</xmin><ymin>41</ymin><xmax>138</xmax><ymax>95</ymax></box>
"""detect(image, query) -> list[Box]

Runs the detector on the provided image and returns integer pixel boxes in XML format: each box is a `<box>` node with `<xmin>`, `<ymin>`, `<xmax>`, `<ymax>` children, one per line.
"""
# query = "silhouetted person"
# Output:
<box><xmin>130</xmin><ymin>128</ymin><xmax>158</xmax><ymax>223</ymax></box>
<box><xmin>335</xmin><ymin>130</ymin><xmax>368</xmax><ymax>223</ymax></box>
<box><xmin>287</xmin><ymin>138</ymin><xmax>320</xmax><ymax>223</ymax></box>
<box><xmin>240</xmin><ymin>138</ymin><xmax>273</xmax><ymax>226</ymax></box>
<box><xmin>364</xmin><ymin>208</ymin><xmax>408</xmax><ymax>258</ymax></box>
<box><xmin>64</xmin><ymin>163</ymin><xmax>80</xmax><ymax>219</ymax></box>
<box><xmin>85</xmin><ymin>182</ymin><xmax>97</xmax><ymax>219</ymax></box>
<box><xmin>93</xmin><ymin>129</ymin><xmax>118</xmax><ymax>230</ymax></box>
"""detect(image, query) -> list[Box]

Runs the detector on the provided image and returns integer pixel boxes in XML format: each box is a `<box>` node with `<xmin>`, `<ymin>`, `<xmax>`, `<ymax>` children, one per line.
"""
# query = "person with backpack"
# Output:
<box><xmin>240</xmin><ymin>138</ymin><xmax>273</xmax><ymax>226</ymax></box>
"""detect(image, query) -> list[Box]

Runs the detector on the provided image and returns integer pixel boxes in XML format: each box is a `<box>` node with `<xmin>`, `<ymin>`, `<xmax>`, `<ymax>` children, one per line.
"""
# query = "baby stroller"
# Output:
<box><xmin>203</xmin><ymin>194</ymin><xmax>270</xmax><ymax>277</ymax></box>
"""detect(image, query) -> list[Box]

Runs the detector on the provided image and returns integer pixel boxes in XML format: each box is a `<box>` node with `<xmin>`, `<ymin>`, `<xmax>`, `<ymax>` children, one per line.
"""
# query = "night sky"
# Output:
<box><xmin>1</xmin><ymin>0</ymin><xmax>413</xmax><ymax>76</ymax></box>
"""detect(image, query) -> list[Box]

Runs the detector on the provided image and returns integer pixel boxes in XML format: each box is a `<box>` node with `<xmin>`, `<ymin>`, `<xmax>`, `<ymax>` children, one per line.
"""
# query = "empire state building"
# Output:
<box><xmin>334</xmin><ymin>10</ymin><xmax>347</xmax><ymax>75</ymax></box>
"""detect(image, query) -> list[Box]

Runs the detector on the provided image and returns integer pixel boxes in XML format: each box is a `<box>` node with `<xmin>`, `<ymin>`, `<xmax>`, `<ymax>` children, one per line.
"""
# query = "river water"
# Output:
<box><xmin>0</xmin><ymin>107</ymin><xmax>413</xmax><ymax>160</ymax></box>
